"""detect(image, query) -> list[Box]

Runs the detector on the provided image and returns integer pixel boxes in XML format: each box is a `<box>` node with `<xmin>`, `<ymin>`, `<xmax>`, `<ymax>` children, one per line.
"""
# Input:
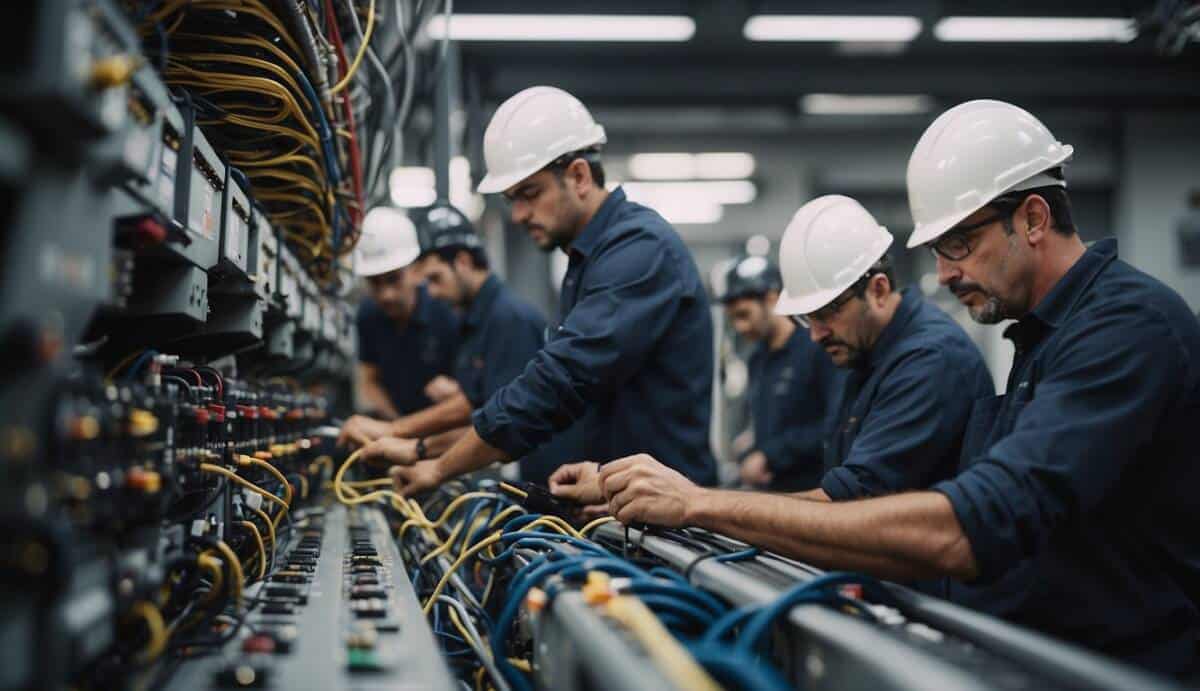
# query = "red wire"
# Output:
<box><xmin>324</xmin><ymin>1</ymin><xmax>366</xmax><ymax>229</ymax></box>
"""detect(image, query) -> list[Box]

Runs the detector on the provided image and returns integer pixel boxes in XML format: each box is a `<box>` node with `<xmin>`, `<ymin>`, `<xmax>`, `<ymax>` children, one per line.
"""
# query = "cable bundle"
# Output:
<box><xmin>131</xmin><ymin>0</ymin><xmax>427</xmax><ymax>285</ymax></box>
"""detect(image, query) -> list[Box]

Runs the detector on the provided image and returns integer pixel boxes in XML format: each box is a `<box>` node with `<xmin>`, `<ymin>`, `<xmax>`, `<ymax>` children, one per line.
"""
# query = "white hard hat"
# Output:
<box><xmin>774</xmin><ymin>195</ymin><xmax>893</xmax><ymax>316</ymax></box>
<box><xmin>905</xmin><ymin>99</ymin><xmax>1073</xmax><ymax>249</ymax></box>
<box><xmin>354</xmin><ymin>207</ymin><xmax>421</xmax><ymax>277</ymax></box>
<box><xmin>477</xmin><ymin>86</ymin><xmax>607</xmax><ymax>194</ymax></box>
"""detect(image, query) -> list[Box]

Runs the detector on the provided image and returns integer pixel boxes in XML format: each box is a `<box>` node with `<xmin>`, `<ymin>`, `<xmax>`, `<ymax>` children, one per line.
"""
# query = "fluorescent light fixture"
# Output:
<box><xmin>934</xmin><ymin>17</ymin><xmax>1136</xmax><ymax>42</ymax></box>
<box><xmin>744</xmin><ymin>15</ymin><xmax>922</xmax><ymax>42</ymax></box>
<box><xmin>623</xmin><ymin>180</ymin><xmax>757</xmax><ymax>206</ymax></box>
<box><xmin>652</xmin><ymin>201</ymin><xmax>725</xmax><ymax>225</ymax></box>
<box><xmin>745</xmin><ymin>234</ymin><xmax>770</xmax><ymax>257</ymax></box>
<box><xmin>426</xmin><ymin>14</ymin><xmax>696</xmax><ymax>42</ymax></box>
<box><xmin>389</xmin><ymin>166</ymin><xmax>436</xmax><ymax>208</ymax></box>
<box><xmin>628</xmin><ymin>152</ymin><xmax>756</xmax><ymax>180</ymax></box>
<box><xmin>448</xmin><ymin>156</ymin><xmax>485</xmax><ymax>221</ymax></box>
<box><xmin>802</xmin><ymin>94</ymin><xmax>932</xmax><ymax>115</ymax></box>
<box><xmin>695</xmin><ymin>153</ymin><xmax>756</xmax><ymax>179</ymax></box>
<box><xmin>628</xmin><ymin>153</ymin><xmax>695</xmax><ymax>180</ymax></box>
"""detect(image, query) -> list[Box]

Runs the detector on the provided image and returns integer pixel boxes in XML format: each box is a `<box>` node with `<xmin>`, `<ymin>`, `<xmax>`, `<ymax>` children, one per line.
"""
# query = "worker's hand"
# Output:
<box><xmin>739</xmin><ymin>451</ymin><xmax>774</xmax><ymax>488</ymax></box>
<box><xmin>337</xmin><ymin>415</ymin><xmax>392</xmax><ymax>447</ymax></box>
<box><xmin>424</xmin><ymin>375</ymin><xmax>461</xmax><ymax>403</ymax></box>
<box><xmin>732</xmin><ymin>428</ymin><xmax>755</xmax><ymax>456</ymax></box>
<box><xmin>359</xmin><ymin>437</ymin><xmax>420</xmax><ymax>466</ymax></box>
<box><xmin>390</xmin><ymin>460</ymin><xmax>445</xmax><ymax>498</ymax></box>
<box><xmin>549</xmin><ymin>462</ymin><xmax>607</xmax><ymax>517</ymax></box>
<box><xmin>599</xmin><ymin>454</ymin><xmax>702</xmax><ymax>528</ymax></box>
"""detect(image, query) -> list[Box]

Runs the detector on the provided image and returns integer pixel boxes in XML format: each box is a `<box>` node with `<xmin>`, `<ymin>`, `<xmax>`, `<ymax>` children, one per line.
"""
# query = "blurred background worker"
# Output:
<box><xmin>373</xmin><ymin>86</ymin><xmax>718</xmax><ymax>494</ymax></box>
<box><xmin>344</xmin><ymin>203</ymin><xmax>583</xmax><ymax>485</ymax></box>
<box><xmin>718</xmin><ymin>255</ymin><xmax>839</xmax><ymax>491</ymax></box>
<box><xmin>352</xmin><ymin>207</ymin><xmax>459</xmax><ymax>420</ymax></box>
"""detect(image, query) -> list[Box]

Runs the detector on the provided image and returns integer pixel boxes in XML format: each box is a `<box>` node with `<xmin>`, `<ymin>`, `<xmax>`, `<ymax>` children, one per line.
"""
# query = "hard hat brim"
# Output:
<box><xmin>355</xmin><ymin>244</ymin><xmax>420</xmax><ymax>277</ymax></box>
<box><xmin>774</xmin><ymin>285</ymin><xmax>846</xmax><ymax>317</ymax></box>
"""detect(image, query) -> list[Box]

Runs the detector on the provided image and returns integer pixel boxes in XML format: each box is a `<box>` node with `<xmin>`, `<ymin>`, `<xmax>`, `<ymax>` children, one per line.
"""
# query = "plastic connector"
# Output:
<box><xmin>89</xmin><ymin>54</ymin><xmax>140</xmax><ymax>89</ymax></box>
<box><xmin>244</xmin><ymin>492</ymin><xmax>263</xmax><ymax>512</ymax></box>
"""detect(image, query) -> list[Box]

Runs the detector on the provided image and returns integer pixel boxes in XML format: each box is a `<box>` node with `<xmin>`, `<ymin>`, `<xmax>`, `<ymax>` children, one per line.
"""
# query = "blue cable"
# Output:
<box><xmin>734</xmin><ymin>572</ymin><xmax>887</xmax><ymax>653</ymax></box>
<box><xmin>687</xmin><ymin>643</ymin><xmax>795</xmax><ymax>691</ymax></box>
<box><xmin>122</xmin><ymin>350</ymin><xmax>158</xmax><ymax>382</ymax></box>
<box><xmin>623</xmin><ymin>579</ymin><xmax>728</xmax><ymax>618</ymax></box>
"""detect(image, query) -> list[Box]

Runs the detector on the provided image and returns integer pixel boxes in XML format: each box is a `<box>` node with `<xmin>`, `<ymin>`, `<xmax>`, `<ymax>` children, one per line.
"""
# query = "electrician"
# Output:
<box><xmin>718</xmin><ymin>255</ymin><xmax>840</xmax><ymax>491</ymax></box>
<box><xmin>363</xmin><ymin>85</ymin><xmax>718</xmax><ymax>490</ymax></box>
<box><xmin>341</xmin><ymin>202</ymin><xmax>582</xmax><ymax>485</ymax></box>
<box><xmin>346</xmin><ymin>207</ymin><xmax>458</xmax><ymax>421</ymax></box>
<box><xmin>586</xmin><ymin>101</ymin><xmax>1200</xmax><ymax>679</ymax></box>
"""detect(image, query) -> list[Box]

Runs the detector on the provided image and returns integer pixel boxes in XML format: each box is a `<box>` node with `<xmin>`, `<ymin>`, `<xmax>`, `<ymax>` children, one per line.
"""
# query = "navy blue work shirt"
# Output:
<box><xmin>456</xmin><ymin>275</ymin><xmax>585</xmax><ymax>486</ymax></box>
<box><xmin>934</xmin><ymin>239</ymin><xmax>1200</xmax><ymax>677</ymax></box>
<box><xmin>822</xmin><ymin>287</ymin><xmax>994</xmax><ymax>500</ymax></box>
<box><xmin>473</xmin><ymin>187</ymin><xmax>718</xmax><ymax>485</ymax></box>
<box><xmin>356</xmin><ymin>285</ymin><xmax>458</xmax><ymax>415</ymax></box>
<box><xmin>745</xmin><ymin>326</ymin><xmax>841</xmax><ymax>491</ymax></box>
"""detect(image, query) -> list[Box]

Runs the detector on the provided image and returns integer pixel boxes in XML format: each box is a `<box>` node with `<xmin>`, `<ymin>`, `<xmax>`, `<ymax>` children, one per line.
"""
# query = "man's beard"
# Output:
<box><xmin>949</xmin><ymin>279</ymin><xmax>1012</xmax><ymax>324</ymax></box>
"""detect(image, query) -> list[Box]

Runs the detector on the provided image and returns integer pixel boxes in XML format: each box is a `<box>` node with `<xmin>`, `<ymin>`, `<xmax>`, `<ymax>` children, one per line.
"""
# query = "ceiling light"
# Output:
<box><xmin>802</xmin><ymin>94</ymin><xmax>932</xmax><ymax>115</ymax></box>
<box><xmin>426</xmin><ymin>14</ymin><xmax>696</xmax><ymax>42</ymax></box>
<box><xmin>622</xmin><ymin>180</ymin><xmax>757</xmax><ymax>206</ymax></box>
<box><xmin>934</xmin><ymin>17</ymin><xmax>1136</xmax><ymax>42</ymax></box>
<box><xmin>389</xmin><ymin>166</ymin><xmax>436</xmax><ymax>208</ymax></box>
<box><xmin>744</xmin><ymin>15</ymin><xmax>922</xmax><ymax>42</ymax></box>
<box><xmin>628</xmin><ymin>153</ymin><xmax>756</xmax><ymax>180</ymax></box>
<box><xmin>652</xmin><ymin>202</ymin><xmax>725</xmax><ymax>225</ymax></box>
<box><xmin>695</xmin><ymin>153</ymin><xmax>756</xmax><ymax>179</ymax></box>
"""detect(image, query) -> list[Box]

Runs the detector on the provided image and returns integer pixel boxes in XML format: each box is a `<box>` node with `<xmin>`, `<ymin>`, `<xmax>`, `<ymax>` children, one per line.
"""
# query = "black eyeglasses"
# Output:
<box><xmin>927</xmin><ymin>198</ymin><xmax>1023</xmax><ymax>261</ymax></box>
<box><xmin>793</xmin><ymin>271</ymin><xmax>878</xmax><ymax>329</ymax></box>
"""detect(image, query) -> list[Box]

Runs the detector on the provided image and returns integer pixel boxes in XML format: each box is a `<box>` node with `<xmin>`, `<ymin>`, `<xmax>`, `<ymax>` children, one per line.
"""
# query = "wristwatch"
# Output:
<box><xmin>415</xmin><ymin>437</ymin><xmax>427</xmax><ymax>460</ymax></box>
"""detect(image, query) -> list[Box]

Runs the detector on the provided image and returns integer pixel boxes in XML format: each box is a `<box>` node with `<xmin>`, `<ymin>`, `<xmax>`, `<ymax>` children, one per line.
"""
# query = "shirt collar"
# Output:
<box><xmin>1004</xmin><ymin>238</ymin><xmax>1118</xmax><ymax>347</ymax></box>
<box><xmin>568</xmin><ymin>187</ymin><xmax>626</xmax><ymax>260</ymax></box>
<box><xmin>464</xmin><ymin>274</ymin><xmax>502</xmax><ymax>329</ymax></box>
<box><xmin>865</xmin><ymin>287</ymin><xmax>921</xmax><ymax>370</ymax></box>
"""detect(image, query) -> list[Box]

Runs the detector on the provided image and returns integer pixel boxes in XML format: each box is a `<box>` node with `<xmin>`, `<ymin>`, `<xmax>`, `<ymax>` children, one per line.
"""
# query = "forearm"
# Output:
<box><xmin>424</xmin><ymin>426</ymin><xmax>469</xmax><ymax>457</ymax></box>
<box><xmin>790</xmin><ymin>488</ymin><xmax>831</xmax><ymax>502</ymax></box>
<box><xmin>685</xmin><ymin>489</ymin><xmax>977</xmax><ymax>581</ymax></box>
<box><xmin>432</xmin><ymin>427</ymin><xmax>511</xmax><ymax>483</ymax></box>
<box><xmin>392</xmin><ymin>393</ymin><xmax>472</xmax><ymax>437</ymax></box>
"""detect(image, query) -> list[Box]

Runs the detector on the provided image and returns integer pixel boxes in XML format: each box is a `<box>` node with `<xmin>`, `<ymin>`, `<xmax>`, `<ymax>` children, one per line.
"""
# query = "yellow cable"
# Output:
<box><xmin>209</xmin><ymin>539</ymin><xmax>246</xmax><ymax>606</ymax></box>
<box><xmin>422</xmin><ymin>534</ymin><xmax>504</xmax><ymax>615</ymax></box>
<box><xmin>196</xmin><ymin>554</ymin><xmax>224</xmax><ymax>603</ymax></box>
<box><xmin>129</xmin><ymin>601</ymin><xmax>167</xmax><ymax>663</ymax></box>
<box><xmin>198</xmin><ymin>463</ymin><xmax>288</xmax><ymax>518</ymax></box>
<box><xmin>446</xmin><ymin>603</ymin><xmax>484</xmax><ymax>653</ymax></box>
<box><xmin>581</xmin><ymin>516</ymin><xmax>616</xmax><ymax>537</ymax></box>
<box><xmin>248</xmin><ymin>505</ymin><xmax>276</xmax><ymax>561</ymax></box>
<box><xmin>238</xmin><ymin>521</ymin><xmax>267</xmax><ymax>580</ymax></box>
<box><xmin>242</xmin><ymin>455</ymin><xmax>294</xmax><ymax>507</ymax></box>
<box><xmin>297</xmin><ymin>473</ymin><xmax>309</xmax><ymax>499</ymax></box>
<box><xmin>498</xmin><ymin>482</ymin><xmax>528</xmax><ymax>499</ymax></box>
<box><xmin>331</xmin><ymin>0</ymin><xmax>376</xmax><ymax>94</ymax></box>
<box><xmin>419</xmin><ymin>522</ymin><xmax>464</xmax><ymax>565</ymax></box>
<box><xmin>604</xmin><ymin>595</ymin><xmax>722</xmax><ymax>691</ymax></box>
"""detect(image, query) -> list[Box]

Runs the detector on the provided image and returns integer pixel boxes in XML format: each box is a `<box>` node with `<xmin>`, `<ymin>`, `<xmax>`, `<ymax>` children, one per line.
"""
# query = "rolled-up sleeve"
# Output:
<box><xmin>933</xmin><ymin>303</ymin><xmax>1183</xmax><ymax>582</ymax></box>
<box><xmin>473</xmin><ymin>232</ymin><xmax>684</xmax><ymax>457</ymax></box>
<box><xmin>822</xmin><ymin>348</ymin><xmax>971</xmax><ymax>500</ymax></box>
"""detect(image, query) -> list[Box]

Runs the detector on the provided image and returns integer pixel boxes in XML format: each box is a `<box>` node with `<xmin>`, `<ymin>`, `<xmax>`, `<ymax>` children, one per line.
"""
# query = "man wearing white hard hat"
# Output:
<box><xmin>575</xmin><ymin>102</ymin><xmax>1200</xmax><ymax>678</ymax></box>
<box><xmin>574</xmin><ymin>193</ymin><xmax>990</xmax><ymax>552</ymax></box>
<box><xmin>384</xmin><ymin>85</ymin><xmax>718</xmax><ymax>498</ymax></box>
<box><xmin>341</xmin><ymin>206</ymin><xmax>458</xmax><ymax>430</ymax></box>
<box><xmin>905</xmin><ymin>99</ymin><xmax>1200</xmax><ymax>677</ymax></box>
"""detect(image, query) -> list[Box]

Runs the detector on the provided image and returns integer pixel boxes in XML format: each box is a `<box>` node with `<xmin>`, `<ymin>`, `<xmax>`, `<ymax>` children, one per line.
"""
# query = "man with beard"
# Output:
<box><xmin>346</xmin><ymin>207</ymin><xmax>458</xmax><ymax>421</ymax></box>
<box><xmin>341</xmin><ymin>203</ymin><xmax>582</xmax><ymax>485</ymax></box>
<box><xmin>551</xmin><ymin>194</ymin><xmax>990</xmax><ymax>511</ymax></box>
<box><xmin>575</xmin><ymin>101</ymin><xmax>1200</xmax><ymax>679</ymax></box>
<box><xmin>718</xmin><ymin>255</ymin><xmax>840</xmax><ymax>491</ymax></box>
<box><xmin>361</xmin><ymin>85</ymin><xmax>717</xmax><ymax>491</ymax></box>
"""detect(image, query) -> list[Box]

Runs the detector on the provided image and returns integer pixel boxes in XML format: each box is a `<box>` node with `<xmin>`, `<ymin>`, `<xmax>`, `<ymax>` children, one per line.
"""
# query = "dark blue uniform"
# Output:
<box><xmin>745</xmin><ymin>327</ymin><xmax>840</xmax><ymax>491</ymax></box>
<box><xmin>356</xmin><ymin>285</ymin><xmax>459</xmax><ymax>415</ymax></box>
<box><xmin>822</xmin><ymin>287</ymin><xmax>994</xmax><ymax>500</ymax></box>
<box><xmin>933</xmin><ymin>240</ymin><xmax>1200</xmax><ymax>677</ymax></box>
<box><xmin>474</xmin><ymin>188</ymin><xmax>718</xmax><ymax>485</ymax></box>
<box><xmin>456</xmin><ymin>275</ymin><xmax>584</xmax><ymax>485</ymax></box>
